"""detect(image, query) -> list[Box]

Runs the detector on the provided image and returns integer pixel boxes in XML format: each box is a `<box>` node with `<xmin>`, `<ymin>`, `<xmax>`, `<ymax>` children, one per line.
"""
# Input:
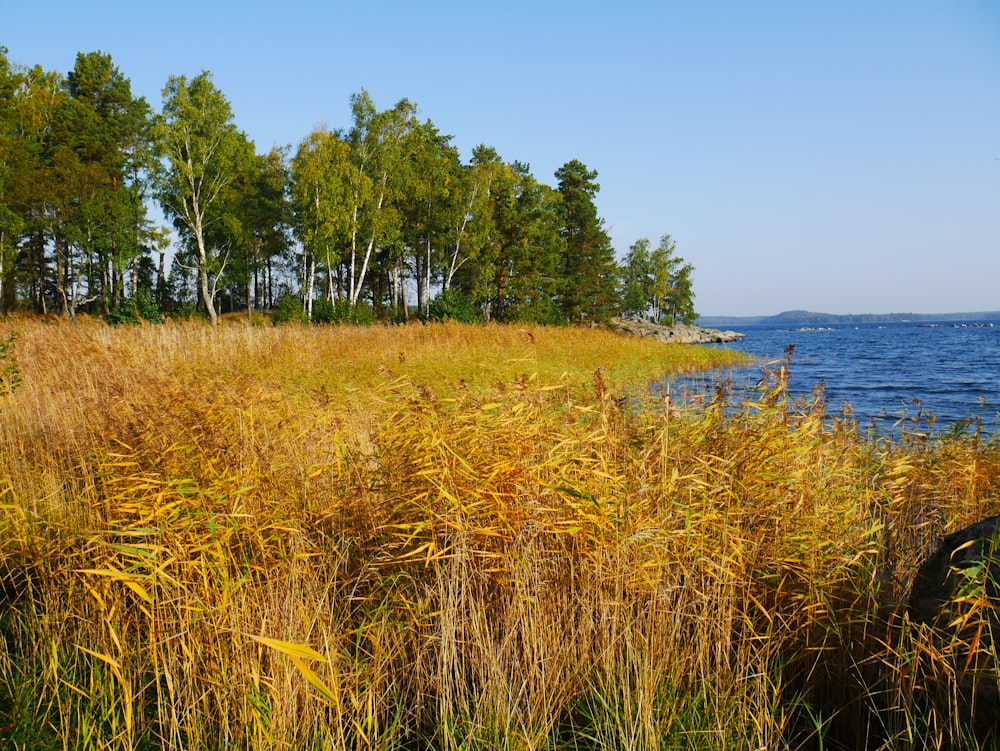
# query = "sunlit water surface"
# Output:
<box><xmin>666</xmin><ymin>320</ymin><xmax>1000</xmax><ymax>435</ymax></box>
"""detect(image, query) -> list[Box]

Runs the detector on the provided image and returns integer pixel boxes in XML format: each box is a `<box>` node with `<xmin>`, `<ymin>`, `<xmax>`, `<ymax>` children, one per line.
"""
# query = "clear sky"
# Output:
<box><xmin>3</xmin><ymin>0</ymin><xmax>998</xmax><ymax>316</ymax></box>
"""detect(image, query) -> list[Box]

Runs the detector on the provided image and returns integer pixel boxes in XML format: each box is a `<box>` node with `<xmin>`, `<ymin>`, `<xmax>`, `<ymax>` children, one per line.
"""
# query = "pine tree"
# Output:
<box><xmin>555</xmin><ymin>159</ymin><xmax>618</xmax><ymax>322</ymax></box>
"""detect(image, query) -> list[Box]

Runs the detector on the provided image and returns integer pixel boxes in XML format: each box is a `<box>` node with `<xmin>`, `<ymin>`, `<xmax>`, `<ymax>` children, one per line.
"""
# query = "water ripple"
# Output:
<box><xmin>674</xmin><ymin>321</ymin><xmax>1000</xmax><ymax>433</ymax></box>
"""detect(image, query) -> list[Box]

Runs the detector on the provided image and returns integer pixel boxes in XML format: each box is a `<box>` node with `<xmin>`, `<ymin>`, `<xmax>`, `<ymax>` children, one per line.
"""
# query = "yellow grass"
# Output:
<box><xmin>0</xmin><ymin>318</ymin><xmax>998</xmax><ymax>750</ymax></box>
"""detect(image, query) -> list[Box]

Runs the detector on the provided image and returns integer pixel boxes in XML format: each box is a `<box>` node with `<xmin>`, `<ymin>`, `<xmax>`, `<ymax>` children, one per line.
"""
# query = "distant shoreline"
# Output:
<box><xmin>697</xmin><ymin>310</ymin><xmax>1000</xmax><ymax>328</ymax></box>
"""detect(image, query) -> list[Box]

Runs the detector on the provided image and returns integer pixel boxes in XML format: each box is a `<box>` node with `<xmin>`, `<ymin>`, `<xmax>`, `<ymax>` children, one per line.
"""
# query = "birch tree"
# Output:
<box><xmin>397</xmin><ymin>119</ymin><xmax>459</xmax><ymax>315</ymax></box>
<box><xmin>649</xmin><ymin>234</ymin><xmax>680</xmax><ymax>323</ymax></box>
<box><xmin>290</xmin><ymin>128</ymin><xmax>352</xmax><ymax>312</ymax></box>
<box><xmin>620</xmin><ymin>234</ymin><xmax>696</xmax><ymax>324</ymax></box>
<box><xmin>621</xmin><ymin>238</ymin><xmax>653</xmax><ymax>317</ymax></box>
<box><xmin>345</xmin><ymin>90</ymin><xmax>415</xmax><ymax>305</ymax></box>
<box><xmin>443</xmin><ymin>145</ymin><xmax>502</xmax><ymax>293</ymax></box>
<box><xmin>155</xmin><ymin>71</ymin><xmax>246</xmax><ymax>326</ymax></box>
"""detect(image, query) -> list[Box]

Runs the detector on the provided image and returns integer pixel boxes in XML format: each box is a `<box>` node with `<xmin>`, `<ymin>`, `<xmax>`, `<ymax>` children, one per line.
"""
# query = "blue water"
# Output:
<box><xmin>677</xmin><ymin>320</ymin><xmax>1000</xmax><ymax>434</ymax></box>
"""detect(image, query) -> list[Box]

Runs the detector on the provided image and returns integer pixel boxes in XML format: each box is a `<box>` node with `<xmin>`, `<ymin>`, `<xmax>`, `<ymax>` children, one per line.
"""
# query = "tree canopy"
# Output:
<box><xmin>620</xmin><ymin>235</ymin><xmax>697</xmax><ymax>325</ymax></box>
<box><xmin>0</xmin><ymin>47</ymin><xmax>698</xmax><ymax>325</ymax></box>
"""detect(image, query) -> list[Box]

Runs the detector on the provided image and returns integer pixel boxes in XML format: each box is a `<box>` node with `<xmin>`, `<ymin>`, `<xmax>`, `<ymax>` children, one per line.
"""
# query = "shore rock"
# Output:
<box><xmin>908</xmin><ymin>514</ymin><xmax>1000</xmax><ymax>742</ymax></box>
<box><xmin>908</xmin><ymin>514</ymin><xmax>1000</xmax><ymax>626</ymax></box>
<box><xmin>608</xmin><ymin>316</ymin><xmax>746</xmax><ymax>344</ymax></box>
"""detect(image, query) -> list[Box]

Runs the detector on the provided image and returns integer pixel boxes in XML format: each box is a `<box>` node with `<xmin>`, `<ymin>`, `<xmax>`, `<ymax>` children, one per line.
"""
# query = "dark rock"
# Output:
<box><xmin>909</xmin><ymin>514</ymin><xmax>1000</xmax><ymax>626</ymax></box>
<box><xmin>908</xmin><ymin>514</ymin><xmax>1000</xmax><ymax>742</ymax></box>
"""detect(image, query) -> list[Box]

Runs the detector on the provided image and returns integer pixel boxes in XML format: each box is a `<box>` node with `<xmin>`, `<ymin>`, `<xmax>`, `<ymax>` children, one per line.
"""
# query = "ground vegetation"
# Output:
<box><xmin>0</xmin><ymin>320</ymin><xmax>997</xmax><ymax>749</ymax></box>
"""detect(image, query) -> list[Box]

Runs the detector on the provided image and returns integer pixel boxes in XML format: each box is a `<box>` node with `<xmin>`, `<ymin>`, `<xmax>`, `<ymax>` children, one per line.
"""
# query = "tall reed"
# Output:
<box><xmin>0</xmin><ymin>319</ymin><xmax>997</xmax><ymax>749</ymax></box>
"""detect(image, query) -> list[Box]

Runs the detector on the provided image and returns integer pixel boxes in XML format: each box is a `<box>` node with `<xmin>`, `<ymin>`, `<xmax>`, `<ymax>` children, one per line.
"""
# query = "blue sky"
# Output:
<box><xmin>3</xmin><ymin>0</ymin><xmax>998</xmax><ymax>316</ymax></box>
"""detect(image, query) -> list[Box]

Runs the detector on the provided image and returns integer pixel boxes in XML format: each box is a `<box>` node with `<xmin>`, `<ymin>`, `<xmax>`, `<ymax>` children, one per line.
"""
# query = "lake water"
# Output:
<box><xmin>673</xmin><ymin>320</ymin><xmax>1000</xmax><ymax>435</ymax></box>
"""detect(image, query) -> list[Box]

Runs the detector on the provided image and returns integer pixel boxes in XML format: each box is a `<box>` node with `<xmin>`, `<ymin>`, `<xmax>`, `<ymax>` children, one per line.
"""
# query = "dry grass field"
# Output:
<box><xmin>0</xmin><ymin>318</ymin><xmax>998</xmax><ymax>750</ymax></box>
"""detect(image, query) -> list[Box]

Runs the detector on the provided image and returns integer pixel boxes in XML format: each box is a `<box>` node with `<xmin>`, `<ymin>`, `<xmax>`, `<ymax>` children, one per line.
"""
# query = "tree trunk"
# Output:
<box><xmin>399</xmin><ymin>256</ymin><xmax>410</xmax><ymax>320</ymax></box>
<box><xmin>156</xmin><ymin>250</ymin><xmax>166</xmax><ymax>307</ymax></box>
<box><xmin>198</xmin><ymin>265</ymin><xmax>216</xmax><ymax>325</ymax></box>
<box><xmin>196</xmin><ymin>230</ymin><xmax>218</xmax><ymax>326</ymax></box>
<box><xmin>0</xmin><ymin>231</ymin><xmax>5</xmax><ymax>316</ymax></box>
<box><xmin>54</xmin><ymin>235</ymin><xmax>67</xmax><ymax>317</ymax></box>
<box><xmin>417</xmin><ymin>237</ymin><xmax>430</xmax><ymax>314</ymax></box>
<box><xmin>306</xmin><ymin>256</ymin><xmax>316</xmax><ymax>320</ymax></box>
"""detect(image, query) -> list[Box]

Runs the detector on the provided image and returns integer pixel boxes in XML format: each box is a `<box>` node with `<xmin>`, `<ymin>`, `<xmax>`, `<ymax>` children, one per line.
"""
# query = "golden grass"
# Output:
<box><xmin>0</xmin><ymin>319</ymin><xmax>998</xmax><ymax>749</ymax></box>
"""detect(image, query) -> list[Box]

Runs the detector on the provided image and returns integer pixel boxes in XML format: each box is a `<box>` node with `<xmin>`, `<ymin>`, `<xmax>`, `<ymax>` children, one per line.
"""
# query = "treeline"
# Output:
<box><xmin>0</xmin><ymin>47</ymin><xmax>696</xmax><ymax>326</ymax></box>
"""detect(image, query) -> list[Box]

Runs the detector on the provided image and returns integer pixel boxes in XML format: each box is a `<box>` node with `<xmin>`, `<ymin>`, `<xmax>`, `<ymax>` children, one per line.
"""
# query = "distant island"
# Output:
<box><xmin>696</xmin><ymin>310</ymin><xmax>1000</xmax><ymax>328</ymax></box>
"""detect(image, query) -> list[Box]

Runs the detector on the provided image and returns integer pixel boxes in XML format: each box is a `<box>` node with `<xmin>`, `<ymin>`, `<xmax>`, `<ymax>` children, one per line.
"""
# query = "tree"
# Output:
<box><xmin>667</xmin><ymin>259</ymin><xmax>696</xmax><ymax>325</ymax></box>
<box><xmin>344</xmin><ymin>90</ymin><xmax>416</xmax><ymax>307</ymax></box>
<box><xmin>443</xmin><ymin>145</ymin><xmax>503</xmax><ymax>295</ymax></box>
<box><xmin>488</xmin><ymin>162</ymin><xmax>563</xmax><ymax>322</ymax></box>
<box><xmin>442</xmin><ymin>152</ymin><xmax>563</xmax><ymax>322</ymax></box>
<box><xmin>620</xmin><ymin>238</ymin><xmax>653</xmax><ymax>317</ymax></box>
<box><xmin>554</xmin><ymin>159</ymin><xmax>618</xmax><ymax>322</ymax></box>
<box><xmin>648</xmin><ymin>234</ymin><xmax>679</xmax><ymax>323</ymax></box>
<box><xmin>0</xmin><ymin>48</ymin><xmax>25</xmax><ymax>312</ymax></box>
<box><xmin>7</xmin><ymin>61</ymin><xmax>71</xmax><ymax>314</ymax></box>
<box><xmin>66</xmin><ymin>52</ymin><xmax>152</xmax><ymax>312</ymax></box>
<box><xmin>397</xmin><ymin>119</ymin><xmax>460</xmax><ymax>316</ymax></box>
<box><xmin>290</xmin><ymin>128</ymin><xmax>352</xmax><ymax>315</ymax></box>
<box><xmin>619</xmin><ymin>234</ymin><xmax>697</xmax><ymax>325</ymax></box>
<box><xmin>245</xmin><ymin>147</ymin><xmax>292</xmax><ymax>314</ymax></box>
<box><xmin>63</xmin><ymin>51</ymin><xmax>154</xmax><ymax>315</ymax></box>
<box><xmin>0</xmin><ymin>50</ymin><xmax>154</xmax><ymax>319</ymax></box>
<box><xmin>154</xmin><ymin>71</ymin><xmax>246</xmax><ymax>326</ymax></box>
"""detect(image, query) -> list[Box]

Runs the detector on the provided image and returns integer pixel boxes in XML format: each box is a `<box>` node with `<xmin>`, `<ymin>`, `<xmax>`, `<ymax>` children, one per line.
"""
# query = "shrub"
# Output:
<box><xmin>427</xmin><ymin>289</ymin><xmax>481</xmax><ymax>323</ymax></box>
<box><xmin>311</xmin><ymin>297</ymin><xmax>376</xmax><ymax>325</ymax></box>
<box><xmin>106</xmin><ymin>290</ymin><xmax>163</xmax><ymax>325</ymax></box>
<box><xmin>389</xmin><ymin>305</ymin><xmax>411</xmax><ymax>325</ymax></box>
<box><xmin>0</xmin><ymin>331</ymin><xmax>20</xmax><ymax>394</ymax></box>
<box><xmin>272</xmin><ymin>293</ymin><xmax>307</xmax><ymax>325</ymax></box>
<box><xmin>310</xmin><ymin>296</ymin><xmax>335</xmax><ymax>324</ymax></box>
<box><xmin>347</xmin><ymin>301</ymin><xmax>377</xmax><ymax>325</ymax></box>
<box><xmin>166</xmin><ymin>302</ymin><xmax>200</xmax><ymax>320</ymax></box>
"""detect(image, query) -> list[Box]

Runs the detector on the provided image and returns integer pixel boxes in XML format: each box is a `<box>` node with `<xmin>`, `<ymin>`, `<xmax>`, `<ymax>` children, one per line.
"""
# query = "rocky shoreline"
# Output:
<box><xmin>608</xmin><ymin>316</ymin><xmax>746</xmax><ymax>344</ymax></box>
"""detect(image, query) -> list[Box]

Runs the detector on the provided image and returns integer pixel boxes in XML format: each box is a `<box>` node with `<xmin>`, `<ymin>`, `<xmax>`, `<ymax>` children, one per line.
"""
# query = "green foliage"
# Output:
<box><xmin>156</xmin><ymin>71</ymin><xmax>246</xmax><ymax>326</ymax></box>
<box><xmin>310</xmin><ymin>296</ymin><xmax>335</xmax><ymax>324</ymax></box>
<box><xmin>348</xmin><ymin>300</ymin><xmax>377</xmax><ymax>325</ymax></box>
<box><xmin>620</xmin><ymin>235</ymin><xmax>697</xmax><ymax>324</ymax></box>
<box><xmin>670</xmin><ymin>261</ymin><xmax>697</xmax><ymax>325</ymax></box>
<box><xmin>106</xmin><ymin>305</ymin><xmax>140</xmax><ymax>326</ymax></box>
<box><xmin>388</xmin><ymin>305</ymin><xmax>411</xmax><ymax>325</ymax></box>
<box><xmin>427</xmin><ymin>288</ymin><xmax>482</xmax><ymax>323</ymax></box>
<box><xmin>507</xmin><ymin>296</ymin><xmax>568</xmax><ymax>325</ymax></box>
<box><xmin>555</xmin><ymin>159</ymin><xmax>619</xmax><ymax>322</ymax></box>
<box><xmin>106</xmin><ymin>290</ymin><xmax>163</xmax><ymax>325</ymax></box>
<box><xmin>272</xmin><ymin>293</ymin><xmax>307</xmax><ymax>325</ymax></box>
<box><xmin>620</xmin><ymin>238</ymin><xmax>654</xmax><ymax>317</ymax></box>
<box><xmin>0</xmin><ymin>330</ymin><xmax>21</xmax><ymax>394</ymax></box>
<box><xmin>165</xmin><ymin>301</ymin><xmax>201</xmax><ymax>320</ymax></box>
<box><xmin>2</xmin><ymin>47</ymin><xmax>708</xmax><ymax>328</ymax></box>
<box><xmin>135</xmin><ymin>289</ymin><xmax>163</xmax><ymax>323</ymax></box>
<box><xmin>311</xmin><ymin>297</ymin><xmax>376</xmax><ymax>325</ymax></box>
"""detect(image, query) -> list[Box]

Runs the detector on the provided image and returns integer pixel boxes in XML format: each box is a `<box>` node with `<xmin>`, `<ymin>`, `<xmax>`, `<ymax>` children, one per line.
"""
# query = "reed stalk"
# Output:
<box><xmin>0</xmin><ymin>319</ymin><xmax>997</xmax><ymax>749</ymax></box>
